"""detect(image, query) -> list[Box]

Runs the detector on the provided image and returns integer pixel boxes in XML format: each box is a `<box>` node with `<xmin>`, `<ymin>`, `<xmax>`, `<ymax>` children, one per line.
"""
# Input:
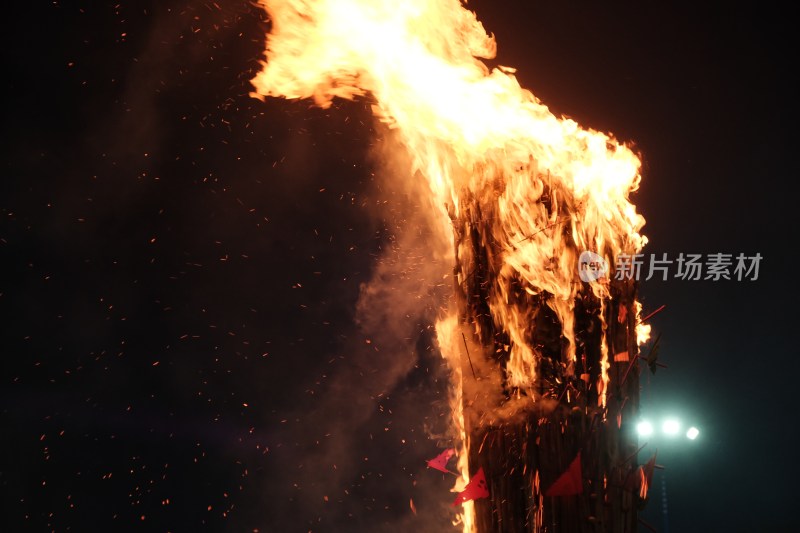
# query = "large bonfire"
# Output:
<box><xmin>251</xmin><ymin>1</ymin><xmax>652</xmax><ymax>531</ymax></box>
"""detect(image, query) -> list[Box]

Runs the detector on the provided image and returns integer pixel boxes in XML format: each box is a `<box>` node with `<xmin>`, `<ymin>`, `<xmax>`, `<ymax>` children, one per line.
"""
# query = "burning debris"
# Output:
<box><xmin>251</xmin><ymin>0</ymin><xmax>651</xmax><ymax>530</ymax></box>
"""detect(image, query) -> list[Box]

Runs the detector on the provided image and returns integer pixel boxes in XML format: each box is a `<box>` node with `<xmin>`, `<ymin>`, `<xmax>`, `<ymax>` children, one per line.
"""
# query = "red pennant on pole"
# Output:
<box><xmin>624</xmin><ymin>465</ymin><xmax>644</xmax><ymax>492</ymax></box>
<box><xmin>624</xmin><ymin>451</ymin><xmax>657</xmax><ymax>499</ymax></box>
<box><xmin>544</xmin><ymin>451</ymin><xmax>583</xmax><ymax>497</ymax></box>
<box><xmin>452</xmin><ymin>467</ymin><xmax>489</xmax><ymax>506</ymax></box>
<box><xmin>640</xmin><ymin>452</ymin><xmax>657</xmax><ymax>499</ymax></box>
<box><xmin>426</xmin><ymin>448</ymin><xmax>456</xmax><ymax>473</ymax></box>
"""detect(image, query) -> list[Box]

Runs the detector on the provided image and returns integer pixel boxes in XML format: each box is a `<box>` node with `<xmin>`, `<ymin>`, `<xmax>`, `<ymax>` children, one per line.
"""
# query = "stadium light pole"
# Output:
<box><xmin>635</xmin><ymin>418</ymin><xmax>700</xmax><ymax>533</ymax></box>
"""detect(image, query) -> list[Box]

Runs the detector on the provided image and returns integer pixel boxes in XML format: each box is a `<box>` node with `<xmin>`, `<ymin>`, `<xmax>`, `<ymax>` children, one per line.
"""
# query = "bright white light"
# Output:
<box><xmin>637</xmin><ymin>420</ymin><xmax>654</xmax><ymax>437</ymax></box>
<box><xmin>663</xmin><ymin>419</ymin><xmax>681</xmax><ymax>435</ymax></box>
<box><xmin>686</xmin><ymin>426</ymin><xmax>699</xmax><ymax>440</ymax></box>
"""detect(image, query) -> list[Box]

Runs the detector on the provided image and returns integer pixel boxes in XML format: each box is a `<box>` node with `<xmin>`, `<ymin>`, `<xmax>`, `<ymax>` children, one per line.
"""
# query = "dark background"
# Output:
<box><xmin>2</xmin><ymin>1</ymin><xmax>797</xmax><ymax>532</ymax></box>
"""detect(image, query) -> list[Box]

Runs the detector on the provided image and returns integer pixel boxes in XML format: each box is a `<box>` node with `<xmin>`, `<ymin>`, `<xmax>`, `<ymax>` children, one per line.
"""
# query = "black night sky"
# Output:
<box><xmin>2</xmin><ymin>2</ymin><xmax>797</xmax><ymax>532</ymax></box>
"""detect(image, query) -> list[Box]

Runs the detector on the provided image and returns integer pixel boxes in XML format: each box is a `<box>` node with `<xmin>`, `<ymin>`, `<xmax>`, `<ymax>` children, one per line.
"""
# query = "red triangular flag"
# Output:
<box><xmin>544</xmin><ymin>451</ymin><xmax>583</xmax><ymax>497</ymax></box>
<box><xmin>640</xmin><ymin>452</ymin><xmax>657</xmax><ymax>499</ymax></box>
<box><xmin>624</xmin><ymin>465</ymin><xmax>644</xmax><ymax>492</ymax></box>
<box><xmin>426</xmin><ymin>448</ymin><xmax>456</xmax><ymax>473</ymax></box>
<box><xmin>452</xmin><ymin>467</ymin><xmax>490</xmax><ymax>506</ymax></box>
<box><xmin>623</xmin><ymin>451</ymin><xmax>658</xmax><ymax>498</ymax></box>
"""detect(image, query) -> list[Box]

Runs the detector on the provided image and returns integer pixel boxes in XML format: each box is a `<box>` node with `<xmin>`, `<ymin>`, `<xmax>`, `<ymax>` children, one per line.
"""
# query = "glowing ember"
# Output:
<box><xmin>251</xmin><ymin>0</ymin><xmax>649</xmax><ymax>530</ymax></box>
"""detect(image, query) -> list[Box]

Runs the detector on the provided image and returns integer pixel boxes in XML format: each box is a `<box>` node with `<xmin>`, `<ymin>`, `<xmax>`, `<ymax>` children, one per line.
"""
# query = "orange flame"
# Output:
<box><xmin>251</xmin><ymin>1</ymin><xmax>648</xmax><ymax>528</ymax></box>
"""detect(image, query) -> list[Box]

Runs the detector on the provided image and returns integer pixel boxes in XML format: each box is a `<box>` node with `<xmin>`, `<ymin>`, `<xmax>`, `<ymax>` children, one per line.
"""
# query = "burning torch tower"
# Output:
<box><xmin>250</xmin><ymin>0</ymin><xmax>651</xmax><ymax>531</ymax></box>
<box><xmin>447</xmin><ymin>174</ymin><xmax>646</xmax><ymax>532</ymax></box>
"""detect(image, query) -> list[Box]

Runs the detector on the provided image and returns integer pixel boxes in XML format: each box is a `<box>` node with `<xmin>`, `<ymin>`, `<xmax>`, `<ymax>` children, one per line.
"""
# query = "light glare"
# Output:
<box><xmin>663</xmin><ymin>419</ymin><xmax>680</xmax><ymax>435</ymax></box>
<box><xmin>637</xmin><ymin>420</ymin><xmax>654</xmax><ymax>436</ymax></box>
<box><xmin>686</xmin><ymin>427</ymin><xmax>699</xmax><ymax>440</ymax></box>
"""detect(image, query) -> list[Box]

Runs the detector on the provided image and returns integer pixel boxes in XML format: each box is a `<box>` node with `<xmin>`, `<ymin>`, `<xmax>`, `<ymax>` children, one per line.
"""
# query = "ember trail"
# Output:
<box><xmin>251</xmin><ymin>1</ymin><xmax>652</xmax><ymax>531</ymax></box>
